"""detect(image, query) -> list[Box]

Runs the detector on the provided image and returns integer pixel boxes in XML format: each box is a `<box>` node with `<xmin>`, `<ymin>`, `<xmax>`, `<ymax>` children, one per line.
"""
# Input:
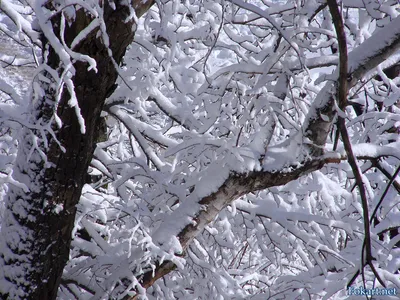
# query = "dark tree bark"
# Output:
<box><xmin>0</xmin><ymin>1</ymin><xmax>153</xmax><ymax>299</ymax></box>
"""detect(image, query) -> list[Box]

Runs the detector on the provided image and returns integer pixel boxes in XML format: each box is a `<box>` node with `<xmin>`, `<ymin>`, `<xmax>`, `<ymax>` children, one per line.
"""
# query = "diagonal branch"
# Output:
<box><xmin>374</xmin><ymin>162</ymin><xmax>400</xmax><ymax>194</ymax></box>
<box><xmin>304</xmin><ymin>14</ymin><xmax>400</xmax><ymax>152</ymax></box>
<box><xmin>127</xmin><ymin>13</ymin><xmax>400</xmax><ymax>297</ymax></box>
<box><xmin>369</xmin><ymin>165</ymin><xmax>400</xmax><ymax>224</ymax></box>
<box><xmin>130</xmin><ymin>155</ymin><xmax>341</xmax><ymax>299</ymax></box>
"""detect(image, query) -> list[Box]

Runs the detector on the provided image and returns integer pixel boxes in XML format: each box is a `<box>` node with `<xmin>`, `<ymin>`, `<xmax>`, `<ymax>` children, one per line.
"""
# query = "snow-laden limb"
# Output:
<box><xmin>343</xmin><ymin>141</ymin><xmax>400</xmax><ymax>160</ymax></box>
<box><xmin>0</xmin><ymin>79</ymin><xmax>23</xmax><ymax>105</ymax></box>
<box><xmin>0</xmin><ymin>0</ymin><xmax>40</xmax><ymax>46</ymax></box>
<box><xmin>304</xmin><ymin>13</ymin><xmax>400</xmax><ymax>152</ymax></box>
<box><xmin>150</xmin><ymin>154</ymin><xmax>342</xmax><ymax>248</ymax></box>
<box><xmin>108</xmin><ymin>106</ymin><xmax>168</xmax><ymax>170</ymax></box>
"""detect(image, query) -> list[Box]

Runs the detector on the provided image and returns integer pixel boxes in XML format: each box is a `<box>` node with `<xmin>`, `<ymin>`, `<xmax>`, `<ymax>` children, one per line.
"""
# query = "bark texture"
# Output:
<box><xmin>0</xmin><ymin>1</ymin><xmax>153</xmax><ymax>299</ymax></box>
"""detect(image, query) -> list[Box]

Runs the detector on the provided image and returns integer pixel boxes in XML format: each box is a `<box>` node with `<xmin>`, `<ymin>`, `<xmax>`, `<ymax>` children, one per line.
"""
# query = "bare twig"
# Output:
<box><xmin>327</xmin><ymin>0</ymin><xmax>385</xmax><ymax>288</ymax></box>
<box><xmin>374</xmin><ymin>162</ymin><xmax>400</xmax><ymax>193</ymax></box>
<box><xmin>370</xmin><ymin>165</ymin><xmax>400</xmax><ymax>224</ymax></box>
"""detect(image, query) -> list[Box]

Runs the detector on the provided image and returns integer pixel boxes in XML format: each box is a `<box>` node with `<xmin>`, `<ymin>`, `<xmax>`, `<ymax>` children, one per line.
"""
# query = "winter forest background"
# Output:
<box><xmin>0</xmin><ymin>0</ymin><xmax>400</xmax><ymax>299</ymax></box>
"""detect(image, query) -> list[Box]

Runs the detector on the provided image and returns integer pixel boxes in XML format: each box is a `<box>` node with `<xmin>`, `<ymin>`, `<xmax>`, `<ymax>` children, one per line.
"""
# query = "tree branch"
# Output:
<box><xmin>374</xmin><ymin>162</ymin><xmax>400</xmax><ymax>194</ymax></box>
<box><xmin>304</xmin><ymin>14</ymin><xmax>400</xmax><ymax>152</ymax></box>
<box><xmin>129</xmin><ymin>155</ymin><xmax>341</xmax><ymax>298</ymax></box>
<box><xmin>370</xmin><ymin>165</ymin><xmax>400</xmax><ymax>224</ymax></box>
<box><xmin>327</xmin><ymin>0</ymin><xmax>386</xmax><ymax>288</ymax></box>
<box><xmin>125</xmin><ymin>12</ymin><xmax>400</xmax><ymax>299</ymax></box>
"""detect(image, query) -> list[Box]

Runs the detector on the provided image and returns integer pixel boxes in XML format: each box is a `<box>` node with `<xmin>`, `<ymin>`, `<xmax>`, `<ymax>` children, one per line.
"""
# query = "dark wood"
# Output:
<box><xmin>0</xmin><ymin>1</ymin><xmax>153</xmax><ymax>299</ymax></box>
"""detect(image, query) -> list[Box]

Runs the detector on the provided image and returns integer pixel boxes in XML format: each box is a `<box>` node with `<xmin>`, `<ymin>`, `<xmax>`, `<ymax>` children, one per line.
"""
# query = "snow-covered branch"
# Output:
<box><xmin>3</xmin><ymin>0</ymin><xmax>399</xmax><ymax>299</ymax></box>
<box><xmin>304</xmin><ymin>14</ymin><xmax>400</xmax><ymax>151</ymax></box>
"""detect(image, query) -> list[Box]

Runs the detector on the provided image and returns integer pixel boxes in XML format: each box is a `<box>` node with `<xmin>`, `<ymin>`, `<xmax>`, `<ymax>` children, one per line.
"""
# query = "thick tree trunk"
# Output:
<box><xmin>0</xmin><ymin>1</ymin><xmax>153</xmax><ymax>299</ymax></box>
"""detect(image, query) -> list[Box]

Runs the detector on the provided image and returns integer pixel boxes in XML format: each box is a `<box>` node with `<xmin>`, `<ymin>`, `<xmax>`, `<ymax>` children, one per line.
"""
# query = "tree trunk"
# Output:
<box><xmin>0</xmin><ymin>1</ymin><xmax>153</xmax><ymax>299</ymax></box>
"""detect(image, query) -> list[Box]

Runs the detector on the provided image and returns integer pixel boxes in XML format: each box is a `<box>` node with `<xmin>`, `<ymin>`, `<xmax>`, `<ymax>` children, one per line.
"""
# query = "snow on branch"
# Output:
<box><xmin>58</xmin><ymin>1</ymin><xmax>400</xmax><ymax>298</ymax></box>
<box><xmin>303</xmin><ymin>14</ymin><xmax>400</xmax><ymax>151</ymax></box>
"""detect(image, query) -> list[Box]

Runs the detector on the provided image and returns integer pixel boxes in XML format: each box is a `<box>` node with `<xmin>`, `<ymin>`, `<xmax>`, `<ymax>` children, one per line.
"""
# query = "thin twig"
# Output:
<box><xmin>327</xmin><ymin>0</ymin><xmax>385</xmax><ymax>288</ymax></box>
<box><xmin>374</xmin><ymin>162</ymin><xmax>400</xmax><ymax>194</ymax></box>
<box><xmin>369</xmin><ymin>165</ymin><xmax>400</xmax><ymax>224</ymax></box>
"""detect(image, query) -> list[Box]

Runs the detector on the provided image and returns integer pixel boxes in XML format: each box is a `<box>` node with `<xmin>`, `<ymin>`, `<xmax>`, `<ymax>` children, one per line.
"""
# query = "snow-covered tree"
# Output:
<box><xmin>0</xmin><ymin>0</ymin><xmax>154</xmax><ymax>298</ymax></box>
<box><xmin>1</xmin><ymin>0</ymin><xmax>400</xmax><ymax>299</ymax></box>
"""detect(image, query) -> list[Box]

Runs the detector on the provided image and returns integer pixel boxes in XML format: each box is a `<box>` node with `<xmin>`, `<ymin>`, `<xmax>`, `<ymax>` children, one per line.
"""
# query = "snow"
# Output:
<box><xmin>194</xmin><ymin>162</ymin><xmax>230</xmax><ymax>199</ymax></box>
<box><xmin>348</xmin><ymin>15</ymin><xmax>400</xmax><ymax>75</ymax></box>
<box><xmin>60</xmin><ymin>14</ymin><xmax>97</xmax><ymax>72</ymax></box>
<box><xmin>0</xmin><ymin>0</ymin><xmax>40</xmax><ymax>45</ymax></box>
<box><xmin>2</xmin><ymin>1</ymin><xmax>400</xmax><ymax>299</ymax></box>
<box><xmin>52</xmin><ymin>203</ymin><xmax>63</xmax><ymax>214</ymax></box>
<box><xmin>33</xmin><ymin>1</ymin><xmax>71</xmax><ymax>68</ymax></box>
<box><xmin>350</xmin><ymin>142</ymin><xmax>400</xmax><ymax>159</ymax></box>
<box><xmin>70</xmin><ymin>18</ymin><xmax>100</xmax><ymax>49</ymax></box>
